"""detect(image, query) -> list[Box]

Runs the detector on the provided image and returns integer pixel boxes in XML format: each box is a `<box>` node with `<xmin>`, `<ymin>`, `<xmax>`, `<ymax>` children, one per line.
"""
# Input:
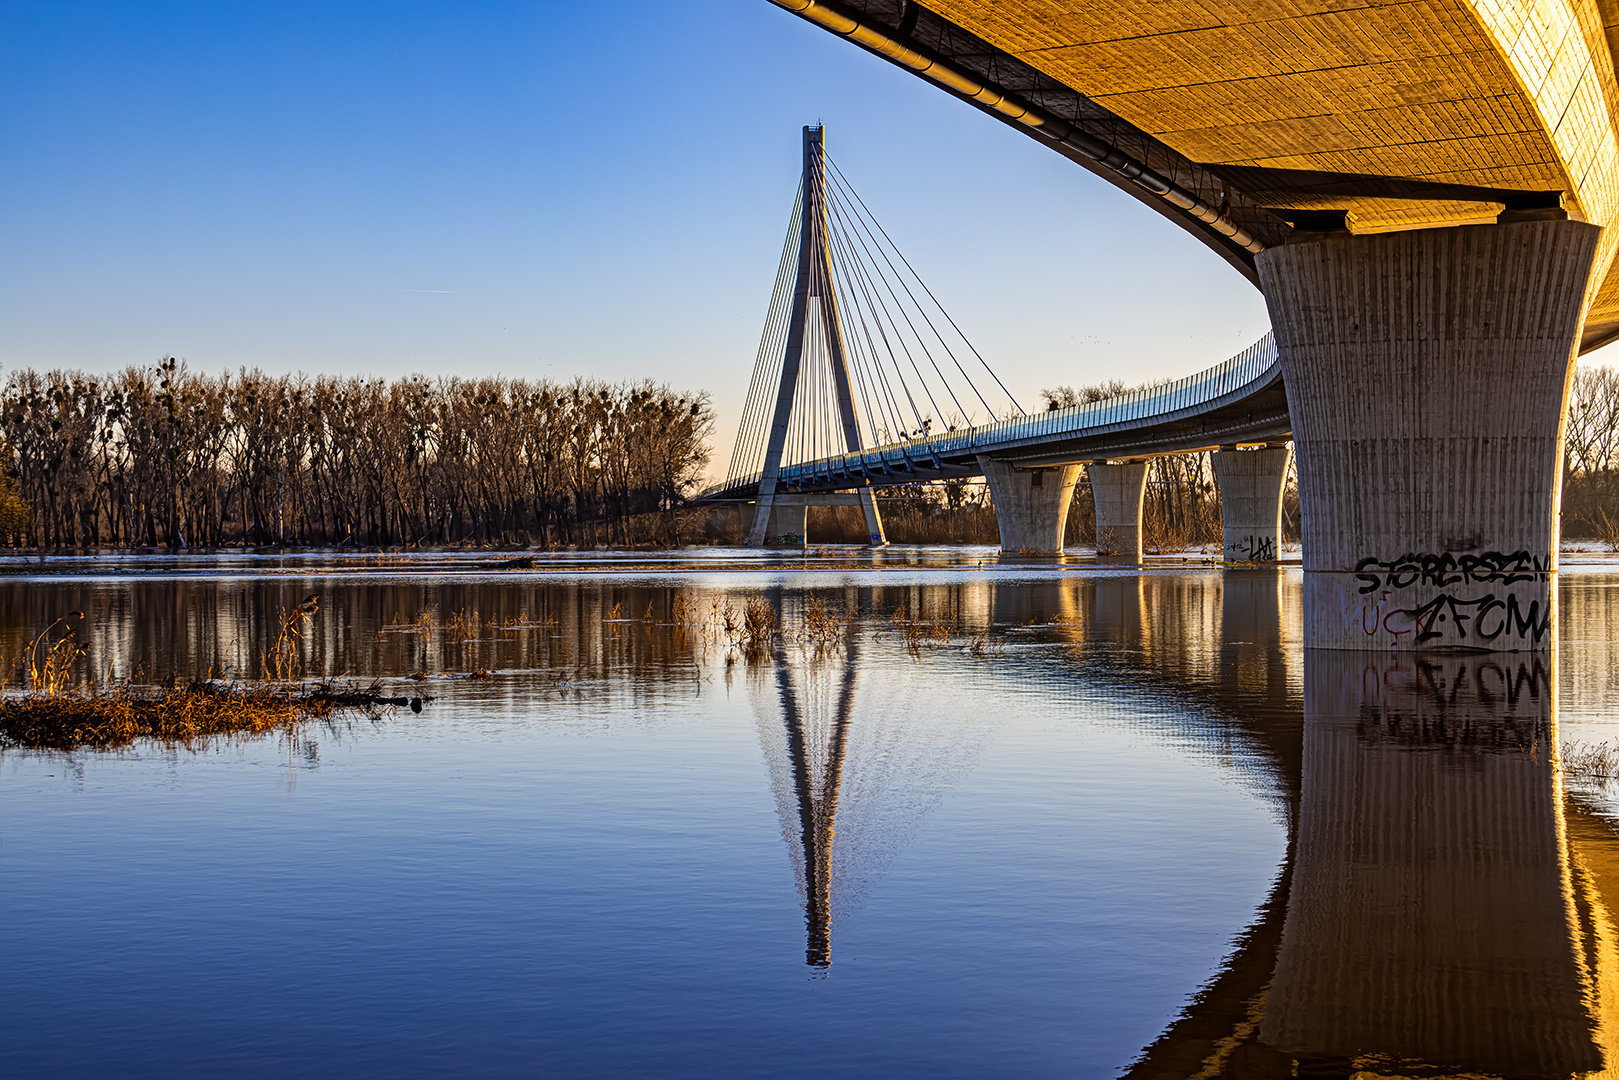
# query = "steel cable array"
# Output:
<box><xmin>725</xmin><ymin>156</ymin><xmax>1024</xmax><ymax>487</ymax></box>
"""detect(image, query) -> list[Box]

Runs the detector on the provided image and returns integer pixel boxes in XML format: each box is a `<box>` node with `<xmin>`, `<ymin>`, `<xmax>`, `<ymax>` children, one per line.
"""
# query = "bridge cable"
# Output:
<box><xmin>828</xmin><ymin>157</ymin><xmax>1024</xmax><ymax>417</ymax></box>
<box><xmin>824</xmin><ymin>192</ymin><xmax>953</xmax><ymax>432</ymax></box>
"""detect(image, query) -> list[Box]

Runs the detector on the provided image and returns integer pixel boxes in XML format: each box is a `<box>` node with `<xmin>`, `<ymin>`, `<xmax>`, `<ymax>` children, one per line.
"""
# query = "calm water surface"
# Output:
<box><xmin>4</xmin><ymin>547</ymin><xmax>1619</xmax><ymax>1077</ymax></box>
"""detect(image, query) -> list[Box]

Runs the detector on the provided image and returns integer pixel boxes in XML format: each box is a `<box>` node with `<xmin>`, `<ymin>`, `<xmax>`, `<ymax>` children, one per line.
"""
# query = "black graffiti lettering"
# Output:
<box><xmin>1475</xmin><ymin>598</ymin><xmax>1509</xmax><ymax>641</ymax></box>
<box><xmin>1388</xmin><ymin>592</ymin><xmax>1537</xmax><ymax>644</ymax></box>
<box><xmin>1506</xmin><ymin>594</ymin><xmax>1552</xmax><ymax>643</ymax></box>
<box><xmin>1355</xmin><ymin>556</ymin><xmax>1383</xmax><ymax>594</ymax></box>
<box><xmin>1234</xmin><ymin>536</ymin><xmax>1276</xmax><ymax>562</ymax></box>
<box><xmin>1356</xmin><ymin>549</ymin><xmax>1549</xmax><ymax>593</ymax></box>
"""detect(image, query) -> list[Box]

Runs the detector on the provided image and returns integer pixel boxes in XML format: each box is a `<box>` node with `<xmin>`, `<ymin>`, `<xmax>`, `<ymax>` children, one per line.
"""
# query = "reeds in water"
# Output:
<box><xmin>702</xmin><ymin>597</ymin><xmax>779</xmax><ymax>650</ymax></box>
<box><xmin>890</xmin><ymin>608</ymin><xmax>953</xmax><ymax>651</ymax></box>
<box><xmin>0</xmin><ymin>681</ymin><xmax>335</xmax><ymax>751</ymax></box>
<box><xmin>1563</xmin><ymin>740</ymin><xmax>1619</xmax><ymax>781</ymax></box>
<box><xmin>1</xmin><ymin>605</ymin><xmax>424</xmax><ymax>751</ymax></box>
<box><xmin>798</xmin><ymin>597</ymin><xmax>852</xmax><ymax>645</ymax></box>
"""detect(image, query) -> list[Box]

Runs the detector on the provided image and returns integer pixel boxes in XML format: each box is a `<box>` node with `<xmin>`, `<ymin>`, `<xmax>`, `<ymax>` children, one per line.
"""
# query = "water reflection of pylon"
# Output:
<box><xmin>750</xmin><ymin>625</ymin><xmax>994</xmax><ymax>969</ymax></box>
<box><xmin>776</xmin><ymin>638</ymin><xmax>856</xmax><ymax>967</ymax></box>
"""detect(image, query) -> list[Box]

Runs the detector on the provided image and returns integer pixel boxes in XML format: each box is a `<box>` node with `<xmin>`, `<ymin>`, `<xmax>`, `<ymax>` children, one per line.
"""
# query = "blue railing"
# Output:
<box><xmin>703</xmin><ymin>332</ymin><xmax>1278</xmax><ymax>498</ymax></box>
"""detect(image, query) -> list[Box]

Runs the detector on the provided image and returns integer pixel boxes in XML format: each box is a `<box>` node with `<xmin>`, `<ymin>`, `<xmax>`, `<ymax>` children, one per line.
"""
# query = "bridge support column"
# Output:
<box><xmin>1212</xmin><ymin>445</ymin><xmax>1290</xmax><ymax>563</ymax></box>
<box><xmin>1088</xmin><ymin>462</ymin><xmax>1147</xmax><ymax>558</ymax></box>
<box><xmin>977</xmin><ymin>457</ymin><xmax>1079</xmax><ymax>554</ymax></box>
<box><xmin>766</xmin><ymin>504</ymin><xmax>807</xmax><ymax>544</ymax></box>
<box><xmin>1257</xmin><ymin>219</ymin><xmax>1601</xmax><ymax>651</ymax></box>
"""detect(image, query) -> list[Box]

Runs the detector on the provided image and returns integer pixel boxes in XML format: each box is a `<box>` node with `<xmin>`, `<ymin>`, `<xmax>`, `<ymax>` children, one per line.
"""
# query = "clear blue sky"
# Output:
<box><xmin>1</xmin><ymin>0</ymin><xmax>1281</xmax><ymax>475</ymax></box>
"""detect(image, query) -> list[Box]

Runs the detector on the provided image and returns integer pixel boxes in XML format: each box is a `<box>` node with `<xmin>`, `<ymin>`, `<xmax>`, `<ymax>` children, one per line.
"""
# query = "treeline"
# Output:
<box><xmin>1565</xmin><ymin>365</ymin><xmax>1619</xmax><ymax>541</ymax></box>
<box><xmin>0</xmin><ymin>359</ymin><xmax>713</xmax><ymax>548</ymax></box>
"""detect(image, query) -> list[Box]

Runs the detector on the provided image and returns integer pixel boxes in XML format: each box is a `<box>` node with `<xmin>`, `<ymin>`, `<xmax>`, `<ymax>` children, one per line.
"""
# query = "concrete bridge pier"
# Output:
<box><xmin>767</xmin><ymin>504</ymin><xmax>807</xmax><ymax>543</ymax></box>
<box><xmin>1212</xmin><ymin>445</ymin><xmax>1290</xmax><ymax>564</ymax></box>
<box><xmin>1256</xmin><ymin>217</ymin><xmax>1602</xmax><ymax>651</ymax></box>
<box><xmin>977</xmin><ymin>457</ymin><xmax>1080</xmax><ymax>554</ymax></box>
<box><xmin>1088</xmin><ymin>462</ymin><xmax>1147</xmax><ymax>558</ymax></box>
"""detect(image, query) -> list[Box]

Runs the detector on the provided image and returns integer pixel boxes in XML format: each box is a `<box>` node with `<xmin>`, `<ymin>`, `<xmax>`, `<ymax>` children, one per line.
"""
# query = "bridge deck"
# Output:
<box><xmin>702</xmin><ymin>333</ymin><xmax>1285</xmax><ymax>501</ymax></box>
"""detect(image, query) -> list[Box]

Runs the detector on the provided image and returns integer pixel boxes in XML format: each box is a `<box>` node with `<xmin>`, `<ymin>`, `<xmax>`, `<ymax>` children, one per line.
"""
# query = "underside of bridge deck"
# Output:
<box><xmin>773</xmin><ymin>0</ymin><xmax>1619</xmax><ymax>349</ymax></box>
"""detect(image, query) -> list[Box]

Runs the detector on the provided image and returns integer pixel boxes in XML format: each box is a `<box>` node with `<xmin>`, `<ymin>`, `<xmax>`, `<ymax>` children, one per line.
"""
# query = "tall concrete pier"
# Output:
<box><xmin>978</xmin><ymin>458</ymin><xmax>1079</xmax><ymax>554</ymax></box>
<box><xmin>1212</xmin><ymin>446</ymin><xmax>1289</xmax><ymax>564</ymax></box>
<box><xmin>1089</xmin><ymin>462</ymin><xmax>1147</xmax><ymax>559</ymax></box>
<box><xmin>1257</xmin><ymin>219</ymin><xmax>1601</xmax><ymax>651</ymax></box>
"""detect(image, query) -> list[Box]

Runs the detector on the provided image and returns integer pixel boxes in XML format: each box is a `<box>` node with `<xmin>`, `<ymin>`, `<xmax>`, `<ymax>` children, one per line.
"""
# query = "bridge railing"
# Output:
<box><xmin>706</xmin><ymin>332</ymin><xmax>1277</xmax><ymax>497</ymax></box>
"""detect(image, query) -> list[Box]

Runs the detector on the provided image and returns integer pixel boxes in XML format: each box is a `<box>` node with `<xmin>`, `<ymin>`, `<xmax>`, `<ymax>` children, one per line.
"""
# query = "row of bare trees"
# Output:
<box><xmin>1564</xmin><ymin>364</ymin><xmax>1619</xmax><ymax>540</ymax></box>
<box><xmin>0</xmin><ymin>359</ymin><xmax>713</xmax><ymax>548</ymax></box>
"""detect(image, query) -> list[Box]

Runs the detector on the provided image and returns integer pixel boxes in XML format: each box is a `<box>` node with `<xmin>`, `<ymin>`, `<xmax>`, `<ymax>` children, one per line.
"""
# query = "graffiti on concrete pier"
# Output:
<box><xmin>1227</xmin><ymin>535</ymin><xmax>1277</xmax><ymax>562</ymax></box>
<box><xmin>1353</xmin><ymin>550</ymin><xmax>1550</xmax><ymax>594</ymax></box>
<box><xmin>1336</xmin><ymin>548</ymin><xmax>1555</xmax><ymax>647</ymax></box>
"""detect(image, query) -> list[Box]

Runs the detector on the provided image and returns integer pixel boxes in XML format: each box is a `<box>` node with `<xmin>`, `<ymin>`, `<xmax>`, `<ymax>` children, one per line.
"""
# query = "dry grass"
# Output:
<box><xmin>25</xmin><ymin>612</ymin><xmax>88</xmax><ymax>694</ymax></box>
<box><xmin>445</xmin><ymin>608</ymin><xmax>484</xmax><ymax>642</ymax></box>
<box><xmin>0</xmin><ymin>680</ymin><xmax>337</xmax><ymax>751</ymax></box>
<box><xmin>704</xmin><ymin>596</ymin><xmax>780</xmax><ymax>650</ymax></box>
<box><xmin>1563</xmin><ymin>740</ymin><xmax>1619</xmax><ymax>780</ymax></box>
<box><xmin>1596</xmin><ymin>511</ymin><xmax>1619</xmax><ymax>554</ymax></box>
<box><xmin>891</xmin><ymin>608</ymin><xmax>953</xmax><ymax>651</ymax></box>
<box><xmin>799</xmin><ymin>597</ymin><xmax>852</xmax><ymax>644</ymax></box>
<box><xmin>2</xmin><ymin>602</ymin><xmax>430</xmax><ymax>752</ymax></box>
<box><xmin>966</xmin><ymin>627</ymin><xmax>1006</xmax><ymax>657</ymax></box>
<box><xmin>263</xmin><ymin>594</ymin><xmax>321</xmax><ymax>681</ymax></box>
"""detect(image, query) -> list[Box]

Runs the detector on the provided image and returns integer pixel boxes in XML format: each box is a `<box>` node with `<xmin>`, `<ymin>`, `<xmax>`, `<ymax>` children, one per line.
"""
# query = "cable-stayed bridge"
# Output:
<box><xmin>700</xmin><ymin>125</ymin><xmax>1292</xmax><ymax>562</ymax></box>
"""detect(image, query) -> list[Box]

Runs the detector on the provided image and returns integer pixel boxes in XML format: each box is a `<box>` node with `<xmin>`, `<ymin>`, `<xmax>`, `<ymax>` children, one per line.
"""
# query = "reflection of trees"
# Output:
<box><xmin>0</xmin><ymin>576</ymin><xmax>710</xmax><ymax>688</ymax></box>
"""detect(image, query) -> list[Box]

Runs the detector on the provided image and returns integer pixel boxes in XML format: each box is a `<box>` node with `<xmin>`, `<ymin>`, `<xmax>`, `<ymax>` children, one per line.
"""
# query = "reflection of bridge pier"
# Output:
<box><xmin>1130</xmin><ymin>647</ymin><xmax>1619</xmax><ymax>1077</ymax></box>
<box><xmin>774</xmin><ymin>640</ymin><xmax>858</xmax><ymax>967</ymax></box>
<box><xmin>749</xmin><ymin>610</ymin><xmax>998</xmax><ymax>969</ymax></box>
<box><xmin>1260</xmin><ymin>651</ymin><xmax>1598</xmax><ymax>1074</ymax></box>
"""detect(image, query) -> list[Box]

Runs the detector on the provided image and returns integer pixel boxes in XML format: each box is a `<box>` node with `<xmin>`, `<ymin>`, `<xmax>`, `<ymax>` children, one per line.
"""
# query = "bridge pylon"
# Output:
<box><xmin>745</xmin><ymin>126</ymin><xmax>884</xmax><ymax>547</ymax></box>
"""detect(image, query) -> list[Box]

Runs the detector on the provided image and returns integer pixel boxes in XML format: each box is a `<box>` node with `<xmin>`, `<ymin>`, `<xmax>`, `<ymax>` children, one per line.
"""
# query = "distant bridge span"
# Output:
<box><xmin>704</xmin><ymin>333</ymin><xmax>1286</xmax><ymax>495</ymax></box>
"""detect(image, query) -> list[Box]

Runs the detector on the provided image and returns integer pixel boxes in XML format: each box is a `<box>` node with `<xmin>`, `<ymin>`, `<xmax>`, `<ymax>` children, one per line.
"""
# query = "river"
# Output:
<box><xmin>2</xmin><ymin>547</ymin><xmax>1617</xmax><ymax>1077</ymax></box>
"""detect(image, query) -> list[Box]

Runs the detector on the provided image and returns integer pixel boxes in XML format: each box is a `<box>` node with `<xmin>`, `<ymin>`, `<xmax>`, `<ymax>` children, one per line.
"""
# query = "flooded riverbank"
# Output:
<box><xmin>4</xmin><ymin>548</ymin><xmax>1619</xmax><ymax>1076</ymax></box>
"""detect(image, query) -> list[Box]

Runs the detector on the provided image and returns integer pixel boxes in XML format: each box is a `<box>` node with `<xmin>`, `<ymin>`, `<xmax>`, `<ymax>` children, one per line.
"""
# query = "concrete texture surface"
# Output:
<box><xmin>1258</xmin><ymin>218</ymin><xmax>1600</xmax><ymax>651</ymax></box>
<box><xmin>1089</xmin><ymin>462</ymin><xmax>1149</xmax><ymax>559</ymax></box>
<box><xmin>979</xmin><ymin>457</ymin><xmax>1080</xmax><ymax>554</ymax></box>
<box><xmin>1213</xmin><ymin>446</ymin><xmax>1290</xmax><ymax>563</ymax></box>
